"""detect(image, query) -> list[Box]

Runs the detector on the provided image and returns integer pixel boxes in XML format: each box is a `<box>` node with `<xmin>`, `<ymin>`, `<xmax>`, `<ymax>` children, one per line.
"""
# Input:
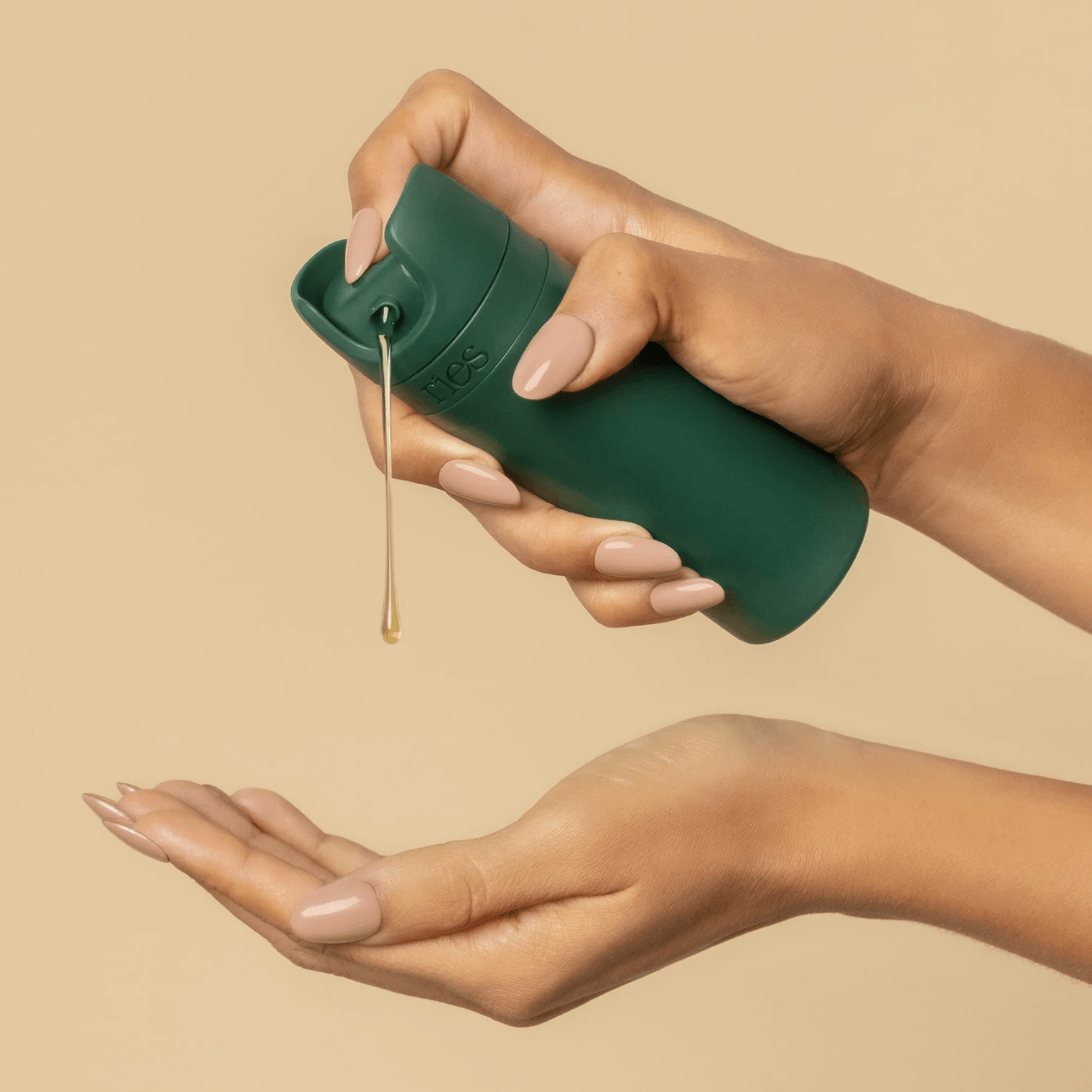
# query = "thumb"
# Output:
<box><xmin>510</xmin><ymin>233</ymin><xmax>723</xmax><ymax>401</ymax></box>
<box><xmin>288</xmin><ymin>817</ymin><xmax>587</xmax><ymax>946</ymax></box>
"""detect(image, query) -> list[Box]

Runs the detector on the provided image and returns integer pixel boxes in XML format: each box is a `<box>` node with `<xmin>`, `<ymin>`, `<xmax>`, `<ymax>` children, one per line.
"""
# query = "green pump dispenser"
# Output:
<box><xmin>291</xmin><ymin>165</ymin><xmax>869</xmax><ymax>643</ymax></box>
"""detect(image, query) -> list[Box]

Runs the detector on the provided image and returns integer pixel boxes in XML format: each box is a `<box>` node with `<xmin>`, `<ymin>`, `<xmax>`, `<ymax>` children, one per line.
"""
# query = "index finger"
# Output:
<box><xmin>346</xmin><ymin>69</ymin><xmax>651</xmax><ymax>266</ymax></box>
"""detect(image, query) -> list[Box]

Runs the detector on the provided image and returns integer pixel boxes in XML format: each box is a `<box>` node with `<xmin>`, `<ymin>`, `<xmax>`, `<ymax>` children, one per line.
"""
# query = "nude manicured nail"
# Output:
<box><xmin>511</xmin><ymin>313</ymin><xmax>594</xmax><ymax>400</ymax></box>
<box><xmin>438</xmin><ymin>460</ymin><xmax>520</xmax><ymax>506</ymax></box>
<box><xmin>650</xmin><ymin>577</ymin><xmax>725</xmax><ymax>617</ymax></box>
<box><xmin>116</xmin><ymin>782</ymin><xmax>139</xmax><ymax>795</ymax></box>
<box><xmin>101</xmin><ymin>821</ymin><xmax>169</xmax><ymax>863</ymax></box>
<box><xmin>82</xmin><ymin>792</ymin><xmax>130</xmax><ymax>823</ymax></box>
<box><xmin>290</xmin><ymin>877</ymin><xmax>382</xmax><ymax>944</ymax></box>
<box><xmin>595</xmin><ymin>535</ymin><xmax>681</xmax><ymax>578</ymax></box>
<box><xmin>344</xmin><ymin>207</ymin><xmax>382</xmax><ymax>284</ymax></box>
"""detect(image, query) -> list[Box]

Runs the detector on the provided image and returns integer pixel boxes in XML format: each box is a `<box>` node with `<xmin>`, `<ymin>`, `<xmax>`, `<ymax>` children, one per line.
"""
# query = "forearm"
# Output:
<box><xmin>883</xmin><ymin>306</ymin><xmax>1092</xmax><ymax>631</ymax></box>
<box><xmin>817</xmin><ymin>735</ymin><xmax>1092</xmax><ymax>982</ymax></box>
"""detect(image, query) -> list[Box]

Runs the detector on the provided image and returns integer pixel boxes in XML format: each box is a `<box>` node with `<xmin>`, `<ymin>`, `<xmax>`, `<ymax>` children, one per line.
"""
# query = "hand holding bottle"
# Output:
<box><xmin>331</xmin><ymin>70</ymin><xmax>1092</xmax><ymax>632</ymax></box>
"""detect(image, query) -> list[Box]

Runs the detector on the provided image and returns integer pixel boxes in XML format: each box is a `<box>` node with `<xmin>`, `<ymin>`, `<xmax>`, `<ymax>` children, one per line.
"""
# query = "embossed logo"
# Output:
<box><xmin>420</xmin><ymin>345</ymin><xmax>491</xmax><ymax>404</ymax></box>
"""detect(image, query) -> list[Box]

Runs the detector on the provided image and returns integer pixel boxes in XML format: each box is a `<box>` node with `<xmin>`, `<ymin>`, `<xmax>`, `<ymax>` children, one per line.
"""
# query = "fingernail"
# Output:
<box><xmin>438</xmin><ymin>460</ymin><xmax>520</xmax><ymax>506</ymax></box>
<box><xmin>82</xmin><ymin>792</ymin><xmax>130</xmax><ymax>823</ymax></box>
<box><xmin>101</xmin><ymin>821</ymin><xmax>169</xmax><ymax>863</ymax></box>
<box><xmin>511</xmin><ymin>313</ymin><xmax>594</xmax><ymax>400</ymax></box>
<box><xmin>290</xmin><ymin>877</ymin><xmax>382</xmax><ymax>944</ymax></box>
<box><xmin>344</xmin><ymin>207</ymin><xmax>382</xmax><ymax>284</ymax></box>
<box><xmin>595</xmin><ymin>535</ymin><xmax>682</xmax><ymax>578</ymax></box>
<box><xmin>116</xmin><ymin>782</ymin><xmax>139</xmax><ymax>795</ymax></box>
<box><xmin>650</xmin><ymin>577</ymin><xmax>725</xmax><ymax>617</ymax></box>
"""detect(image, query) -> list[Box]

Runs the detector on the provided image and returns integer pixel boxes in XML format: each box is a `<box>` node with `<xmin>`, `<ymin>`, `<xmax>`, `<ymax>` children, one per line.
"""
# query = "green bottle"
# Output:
<box><xmin>291</xmin><ymin>165</ymin><xmax>868</xmax><ymax>642</ymax></box>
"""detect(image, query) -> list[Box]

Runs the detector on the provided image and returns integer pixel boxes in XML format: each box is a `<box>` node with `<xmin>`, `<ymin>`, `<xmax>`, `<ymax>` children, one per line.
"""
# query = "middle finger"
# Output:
<box><xmin>120</xmin><ymin>784</ymin><xmax>334</xmax><ymax>882</ymax></box>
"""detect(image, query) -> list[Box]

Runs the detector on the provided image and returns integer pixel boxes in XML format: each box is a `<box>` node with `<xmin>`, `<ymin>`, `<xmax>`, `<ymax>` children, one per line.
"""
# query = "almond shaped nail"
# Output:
<box><xmin>438</xmin><ymin>460</ymin><xmax>520</xmax><ymax>506</ymax></box>
<box><xmin>82</xmin><ymin>792</ymin><xmax>130</xmax><ymax>823</ymax></box>
<box><xmin>511</xmin><ymin>313</ymin><xmax>594</xmax><ymax>400</ymax></box>
<box><xmin>649</xmin><ymin>577</ymin><xmax>725</xmax><ymax>617</ymax></box>
<box><xmin>290</xmin><ymin>877</ymin><xmax>382</xmax><ymax>944</ymax></box>
<box><xmin>595</xmin><ymin>535</ymin><xmax>682</xmax><ymax>578</ymax></box>
<box><xmin>344</xmin><ymin>207</ymin><xmax>382</xmax><ymax>284</ymax></box>
<box><xmin>116</xmin><ymin>782</ymin><xmax>140</xmax><ymax>795</ymax></box>
<box><xmin>101</xmin><ymin>821</ymin><xmax>169</xmax><ymax>863</ymax></box>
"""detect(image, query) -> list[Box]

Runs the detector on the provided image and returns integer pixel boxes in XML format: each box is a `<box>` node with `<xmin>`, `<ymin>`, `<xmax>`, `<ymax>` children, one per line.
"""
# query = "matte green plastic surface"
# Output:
<box><xmin>292</xmin><ymin>165</ymin><xmax>869</xmax><ymax>642</ymax></box>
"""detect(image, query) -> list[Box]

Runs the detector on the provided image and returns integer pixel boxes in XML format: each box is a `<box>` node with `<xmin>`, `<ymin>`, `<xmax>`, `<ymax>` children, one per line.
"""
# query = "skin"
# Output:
<box><xmin>346</xmin><ymin>70</ymin><xmax>1092</xmax><ymax>631</ymax></box>
<box><xmin>89</xmin><ymin>72</ymin><xmax>1092</xmax><ymax>1024</ymax></box>
<box><xmin>107</xmin><ymin>715</ymin><xmax>1092</xmax><ymax>1026</ymax></box>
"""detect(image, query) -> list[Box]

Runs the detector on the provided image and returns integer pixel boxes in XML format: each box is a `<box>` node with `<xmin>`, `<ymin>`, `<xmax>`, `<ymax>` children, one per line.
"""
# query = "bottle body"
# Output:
<box><xmin>292</xmin><ymin>165</ymin><xmax>869</xmax><ymax>643</ymax></box>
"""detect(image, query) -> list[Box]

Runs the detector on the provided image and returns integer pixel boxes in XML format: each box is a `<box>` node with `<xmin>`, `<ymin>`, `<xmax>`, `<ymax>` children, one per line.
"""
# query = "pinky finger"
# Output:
<box><xmin>568</xmin><ymin>569</ymin><xmax>725</xmax><ymax>628</ymax></box>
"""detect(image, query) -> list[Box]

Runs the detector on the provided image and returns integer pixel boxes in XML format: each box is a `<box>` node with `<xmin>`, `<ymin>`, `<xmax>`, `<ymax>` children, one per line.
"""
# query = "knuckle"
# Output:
<box><xmin>405</xmin><ymin>68</ymin><xmax>474</xmax><ymax>102</ymax></box>
<box><xmin>503</xmin><ymin>520</ymin><xmax>574</xmax><ymax>577</ymax></box>
<box><xmin>348</xmin><ymin>70</ymin><xmax>475</xmax><ymax>183</ymax></box>
<box><xmin>479</xmin><ymin>983</ymin><xmax>550</xmax><ymax>1027</ymax></box>
<box><xmin>228</xmin><ymin>786</ymin><xmax>266</xmax><ymax>810</ymax></box>
<box><xmin>575</xmin><ymin>583</ymin><xmax>640</xmax><ymax>628</ymax></box>
<box><xmin>347</xmin><ymin>144</ymin><xmax>366</xmax><ymax>184</ymax></box>
<box><xmin>584</xmin><ymin>231</ymin><xmax>652</xmax><ymax>280</ymax></box>
<box><xmin>591</xmin><ymin>610</ymin><xmax>630</xmax><ymax>629</ymax></box>
<box><xmin>220</xmin><ymin>843</ymin><xmax>262</xmax><ymax>906</ymax></box>
<box><xmin>151</xmin><ymin>778</ymin><xmax>195</xmax><ymax>795</ymax></box>
<box><xmin>589</xmin><ymin>609</ymin><xmax>634</xmax><ymax>630</ymax></box>
<box><xmin>577</xmin><ymin>234</ymin><xmax>659</xmax><ymax>333</ymax></box>
<box><xmin>347</xmin><ymin>139</ymin><xmax>381</xmax><ymax>190</ymax></box>
<box><xmin>271</xmin><ymin>935</ymin><xmax>325</xmax><ymax>972</ymax></box>
<box><xmin>431</xmin><ymin>844</ymin><xmax>490</xmax><ymax>932</ymax></box>
<box><xmin>515</xmin><ymin>544</ymin><xmax>565</xmax><ymax>577</ymax></box>
<box><xmin>356</xmin><ymin>416</ymin><xmax>388</xmax><ymax>473</ymax></box>
<box><xmin>366</xmin><ymin>436</ymin><xmax>385</xmax><ymax>473</ymax></box>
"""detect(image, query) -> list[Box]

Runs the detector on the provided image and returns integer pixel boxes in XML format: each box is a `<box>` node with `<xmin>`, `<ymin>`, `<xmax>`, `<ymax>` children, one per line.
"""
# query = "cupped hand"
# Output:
<box><xmin>332</xmin><ymin>70</ymin><xmax>958</xmax><ymax>628</ymax></box>
<box><xmin>86</xmin><ymin>715</ymin><xmax>851</xmax><ymax>1025</ymax></box>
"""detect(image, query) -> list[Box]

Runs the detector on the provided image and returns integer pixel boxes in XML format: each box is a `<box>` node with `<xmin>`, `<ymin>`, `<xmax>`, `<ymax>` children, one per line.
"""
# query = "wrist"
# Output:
<box><xmin>804</xmin><ymin>735</ymin><xmax>1092</xmax><ymax>980</ymax></box>
<box><xmin>799</xmin><ymin>735</ymin><xmax>953</xmax><ymax>919</ymax></box>
<box><xmin>717</xmin><ymin>720</ymin><xmax>885</xmax><ymax>920</ymax></box>
<box><xmin>856</xmin><ymin>291</ymin><xmax>1006</xmax><ymax>524</ymax></box>
<box><xmin>870</xmin><ymin>296</ymin><xmax>1092</xmax><ymax>627</ymax></box>
<box><xmin>866</xmin><ymin>295</ymin><xmax>1091</xmax><ymax>526</ymax></box>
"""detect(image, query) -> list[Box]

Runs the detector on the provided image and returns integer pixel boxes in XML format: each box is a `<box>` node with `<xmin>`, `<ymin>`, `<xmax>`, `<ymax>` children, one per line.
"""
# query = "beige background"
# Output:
<box><xmin>3</xmin><ymin>0</ymin><xmax>1091</xmax><ymax>1087</ymax></box>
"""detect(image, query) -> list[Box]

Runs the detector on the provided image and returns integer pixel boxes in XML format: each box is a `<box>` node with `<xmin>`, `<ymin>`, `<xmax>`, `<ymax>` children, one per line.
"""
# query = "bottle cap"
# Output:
<box><xmin>291</xmin><ymin>165</ymin><xmax>513</xmax><ymax>388</ymax></box>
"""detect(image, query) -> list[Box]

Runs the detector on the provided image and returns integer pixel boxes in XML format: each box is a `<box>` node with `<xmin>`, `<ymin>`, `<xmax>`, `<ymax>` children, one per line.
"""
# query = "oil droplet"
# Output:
<box><xmin>377</xmin><ymin>308</ymin><xmax>401</xmax><ymax>644</ymax></box>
